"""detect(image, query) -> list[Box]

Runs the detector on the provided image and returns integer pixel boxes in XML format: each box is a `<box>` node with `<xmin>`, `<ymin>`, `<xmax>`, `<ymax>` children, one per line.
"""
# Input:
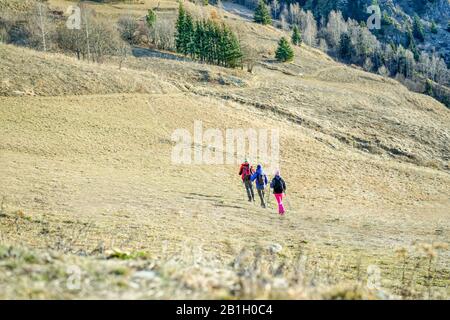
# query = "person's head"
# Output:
<box><xmin>274</xmin><ymin>169</ymin><xmax>280</xmax><ymax>177</ymax></box>
<box><xmin>257</xmin><ymin>164</ymin><xmax>262</xmax><ymax>170</ymax></box>
<box><xmin>244</xmin><ymin>158</ymin><xmax>248</xmax><ymax>164</ymax></box>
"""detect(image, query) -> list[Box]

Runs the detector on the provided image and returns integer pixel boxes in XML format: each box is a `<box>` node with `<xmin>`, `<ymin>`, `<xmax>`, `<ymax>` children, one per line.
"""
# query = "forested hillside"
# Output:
<box><xmin>233</xmin><ymin>0</ymin><xmax>450</xmax><ymax>106</ymax></box>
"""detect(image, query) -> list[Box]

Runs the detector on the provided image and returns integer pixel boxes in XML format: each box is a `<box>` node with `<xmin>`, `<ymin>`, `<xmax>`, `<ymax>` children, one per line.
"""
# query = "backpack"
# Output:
<box><xmin>257</xmin><ymin>174</ymin><xmax>264</xmax><ymax>186</ymax></box>
<box><xmin>272</xmin><ymin>177</ymin><xmax>284</xmax><ymax>193</ymax></box>
<box><xmin>242</xmin><ymin>164</ymin><xmax>251</xmax><ymax>181</ymax></box>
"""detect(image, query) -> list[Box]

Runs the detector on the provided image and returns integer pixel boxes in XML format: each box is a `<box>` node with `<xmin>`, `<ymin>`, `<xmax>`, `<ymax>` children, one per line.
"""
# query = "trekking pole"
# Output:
<box><xmin>266</xmin><ymin>187</ymin><xmax>272</xmax><ymax>209</ymax></box>
<box><xmin>266</xmin><ymin>178</ymin><xmax>272</xmax><ymax>209</ymax></box>
<box><xmin>241</xmin><ymin>181</ymin><xmax>247</xmax><ymax>202</ymax></box>
<box><xmin>284</xmin><ymin>191</ymin><xmax>292</xmax><ymax>211</ymax></box>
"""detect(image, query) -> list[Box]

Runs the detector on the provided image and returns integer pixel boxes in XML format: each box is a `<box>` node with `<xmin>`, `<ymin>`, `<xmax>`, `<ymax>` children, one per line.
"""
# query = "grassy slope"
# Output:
<box><xmin>0</xmin><ymin>45</ymin><xmax>178</xmax><ymax>96</ymax></box>
<box><xmin>0</xmin><ymin>0</ymin><xmax>449</xmax><ymax>299</ymax></box>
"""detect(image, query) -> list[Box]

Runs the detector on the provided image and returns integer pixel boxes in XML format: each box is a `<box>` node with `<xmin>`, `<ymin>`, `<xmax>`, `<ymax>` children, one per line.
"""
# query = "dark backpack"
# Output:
<box><xmin>257</xmin><ymin>174</ymin><xmax>264</xmax><ymax>185</ymax></box>
<box><xmin>272</xmin><ymin>177</ymin><xmax>284</xmax><ymax>193</ymax></box>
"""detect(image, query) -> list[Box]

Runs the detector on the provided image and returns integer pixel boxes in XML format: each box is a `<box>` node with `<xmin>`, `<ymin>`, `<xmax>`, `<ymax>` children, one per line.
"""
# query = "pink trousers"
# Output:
<box><xmin>274</xmin><ymin>193</ymin><xmax>285</xmax><ymax>215</ymax></box>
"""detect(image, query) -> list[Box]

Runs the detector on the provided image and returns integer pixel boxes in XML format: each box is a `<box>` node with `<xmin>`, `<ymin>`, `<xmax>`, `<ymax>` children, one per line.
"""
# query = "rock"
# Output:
<box><xmin>132</xmin><ymin>270</ymin><xmax>157</xmax><ymax>281</ymax></box>
<box><xmin>267</xmin><ymin>243</ymin><xmax>282</xmax><ymax>254</ymax></box>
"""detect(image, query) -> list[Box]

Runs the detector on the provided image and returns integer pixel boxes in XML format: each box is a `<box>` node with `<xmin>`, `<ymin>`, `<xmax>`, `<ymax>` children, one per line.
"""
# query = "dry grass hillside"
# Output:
<box><xmin>0</xmin><ymin>0</ymin><xmax>449</xmax><ymax>299</ymax></box>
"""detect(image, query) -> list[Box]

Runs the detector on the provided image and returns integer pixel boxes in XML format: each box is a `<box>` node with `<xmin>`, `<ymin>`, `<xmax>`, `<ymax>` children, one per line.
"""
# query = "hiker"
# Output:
<box><xmin>270</xmin><ymin>169</ymin><xmax>287</xmax><ymax>215</ymax></box>
<box><xmin>238</xmin><ymin>159</ymin><xmax>255</xmax><ymax>202</ymax></box>
<box><xmin>251</xmin><ymin>164</ymin><xmax>268</xmax><ymax>208</ymax></box>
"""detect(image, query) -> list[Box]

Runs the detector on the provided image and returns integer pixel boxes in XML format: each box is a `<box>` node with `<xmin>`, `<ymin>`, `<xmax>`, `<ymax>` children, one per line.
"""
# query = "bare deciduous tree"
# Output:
<box><xmin>302</xmin><ymin>10</ymin><xmax>317</xmax><ymax>47</ymax></box>
<box><xmin>151</xmin><ymin>18</ymin><xmax>175</xmax><ymax>51</ymax></box>
<box><xmin>325</xmin><ymin>11</ymin><xmax>347</xmax><ymax>51</ymax></box>
<box><xmin>241</xmin><ymin>43</ymin><xmax>259</xmax><ymax>73</ymax></box>
<box><xmin>25</xmin><ymin>1</ymin><xmax>55</xmax><ymax>51</ymax></box>
<box><xmin>117</xmin><ymin>15</ymin><xmax>140</xmax><ymax>45</ymax></box>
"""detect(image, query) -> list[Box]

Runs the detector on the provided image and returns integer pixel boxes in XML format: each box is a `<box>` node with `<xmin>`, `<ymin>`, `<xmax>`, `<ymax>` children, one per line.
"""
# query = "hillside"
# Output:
<box><xmin>286</xmin><ymin>0</ymin><xmax>450</xmax><ymax>65</ymax></box>
<box><xmin>0</xmin><ymin>0</ymin><xmax>449</xmax><ymax>300</ymax></box>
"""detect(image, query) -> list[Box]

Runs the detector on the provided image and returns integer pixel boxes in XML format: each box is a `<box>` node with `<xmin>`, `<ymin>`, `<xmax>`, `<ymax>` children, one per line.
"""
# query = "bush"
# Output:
<box><xmin>117</xmin><ymin>15</ymin><xmax>140</xmax><ymax>45</ymax></box>
<box><xmin>57</xmin><ymin>10</ymin><xmax>128</xmax><ymax>63</ymax></box>
<box><xmin>146</xmin><ymin>9</ymin><xmax>156</xmax><ymax>29</ymax></box>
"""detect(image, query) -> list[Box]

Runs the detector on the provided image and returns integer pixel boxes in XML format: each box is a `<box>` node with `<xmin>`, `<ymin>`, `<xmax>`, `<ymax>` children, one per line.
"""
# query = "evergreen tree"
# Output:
<box><xmin>406</xmin><ymin>28</ymin><xmax>420</xmax><ymax>61</ymax></box>
<box><xmin>222</xmin><ymin>24</ymin><xmax>242</xmax><ymax>67</ymax></box>
<box><xmin>175</xmin><ymin>3</ymin><xmax>187</xmax><ymax>54</ymax></box>
<box><xmin>254</xmin><ymin>0</ymin><xmax>272</xmax><ymax>25</ymax></box>
<box><xmin>339</xmin><ymin>32</ymin><xmax>353</xmax><ymax>61</ymax></box>
<box><xmin>291</xmin><ymin>25</ymin><xmax>302</xmax><ymax>46</ymax></box>
<box><xmin>174</xmin><ymin>3</ymin><xmax>241</xmax><ymax>68</ymax></box>
<box><xmin>430</xmin><ymin>21</ymin><xmax>438</xmax><ymax>34</ymax></box>
<box><xmin>275</xmin><ymin>37</ymin><xmax>294</xmax><ymax>62</ymax></box>
<box><xmin>184</xmin><ymin>13</ymin><xmax>195</xmax><ymax>57</ymax></box>
<box><xmin>413</xmin><ymin>15</ymin><xmax>425</xmax><ymax>42</ymax></box>
<box><xmin>425</xmin><ymin>79</ymin><xmax>433</xmax><ymax>96</ymax></box>
<box><xmin>346</xmin><ymin>0</ymin><xmax>365</xmax><ymax>21</ymax></box>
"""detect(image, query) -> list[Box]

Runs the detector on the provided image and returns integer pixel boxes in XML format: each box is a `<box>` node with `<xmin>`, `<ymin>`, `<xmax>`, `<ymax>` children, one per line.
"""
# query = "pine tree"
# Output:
<box><xmin>406</xmin><ymin>28</ymin><xmax>419</xmax><ymax>61</ymax></box>
<box><xmin>431</xmin><ymin>21</ymin><xmax>438</xmax><ymax>34</ymax></box>
<box><xmin>275</xmin><ymin>37</ymin><xmax>294</xmax><ymax>62</ymax></box>
<box><xmin>175</xmin><ymin>3</ymin><xmax>187</xmax><ymax>54</ymax></box>
<box><xmin>413</xmin><ymin>15</ymin><xmax>425</xmax><ymax>42</ymax></box>
<box><xmin>291</xmin><ymin>25</ymin><xmax>302</xmax><ymax>46</ymax></box>
<box><xmin>339</xmin><ymin>32</ymin><xmax>353</xmax><ymax>61</ymax></box>
<box><xmin>223</xmin><ymin>26</ymin><xmax>242</xmax><ymax>67</ymax></box>
<box><xmin>184</xmin><ymin>13</ymin><xmax>195</xmax><ymax>57</ymax></box>
<box><xmin>254</xmin><ymin>0</ymin><xmax>272</xmax><ymax>25</ymax></box>
<box><xmin>175</xmin><ymin>4</ymin><xmax>241</xmax><ymax>68</ymax></box>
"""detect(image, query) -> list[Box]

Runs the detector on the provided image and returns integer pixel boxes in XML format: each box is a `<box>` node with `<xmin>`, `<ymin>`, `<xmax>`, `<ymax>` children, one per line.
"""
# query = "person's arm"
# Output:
<box><xmin>270</xmin><ymin>178</ymin><xmax>274</xmax><ymax>189</ymax></box>
<box><xmin>282</xmin><ymin>178</ymin><xmax>286</xmax><ymax>192</ymax></box>
<box><xmin>250</xmin><ymin>172</ymin><xmax>257</xmax><ymax>182</ymax></box>
<box><xmin>264</xmin><ymin>175</ymin><xmax>268</xmax><ymax>186</ymax></box>
<box><xmin>238</xmin><ymin>165</ymin><xmax>243</xmax><ymax>175</ymax></box>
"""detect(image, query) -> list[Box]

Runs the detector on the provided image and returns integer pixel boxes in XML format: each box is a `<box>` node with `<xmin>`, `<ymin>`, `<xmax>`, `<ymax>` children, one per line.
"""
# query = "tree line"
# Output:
<box><xmin>175</xmin><ymin>3</ymin><xmax>242</xmax><ymax>68</ymax></box>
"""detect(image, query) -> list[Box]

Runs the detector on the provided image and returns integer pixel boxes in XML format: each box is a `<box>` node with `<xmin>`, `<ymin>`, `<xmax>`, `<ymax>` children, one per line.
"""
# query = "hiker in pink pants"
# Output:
<box><xmin>270</xmin><ymin>170</ymin><xmax>287</xmax><ymax>215</ymax></box>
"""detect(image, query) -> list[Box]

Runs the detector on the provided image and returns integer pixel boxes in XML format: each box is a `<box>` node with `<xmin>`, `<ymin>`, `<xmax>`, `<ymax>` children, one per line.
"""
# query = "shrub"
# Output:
<box><xmin>117</xmin><ymin>15</ymin><xmax>140</xmax><ymax>45</ymax></box>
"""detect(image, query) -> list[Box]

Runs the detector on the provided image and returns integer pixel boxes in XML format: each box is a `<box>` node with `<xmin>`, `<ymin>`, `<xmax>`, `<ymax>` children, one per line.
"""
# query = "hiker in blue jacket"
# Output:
<box><xmin>251</xmin><ymin>164</ymin><xmax>268</xmax><ymax>208</ymax></box>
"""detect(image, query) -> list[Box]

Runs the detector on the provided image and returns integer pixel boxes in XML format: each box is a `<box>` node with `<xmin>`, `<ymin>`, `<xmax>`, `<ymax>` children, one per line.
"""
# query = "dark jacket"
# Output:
<box><xmin>250</xmin><ymin>165</ymin><xmax>268</xmax><ymax>190</ymax></box>
<box><xmin>270</xmin><ymin>176</ymin><xmax>286</xmax><ymax>194</ymax></box>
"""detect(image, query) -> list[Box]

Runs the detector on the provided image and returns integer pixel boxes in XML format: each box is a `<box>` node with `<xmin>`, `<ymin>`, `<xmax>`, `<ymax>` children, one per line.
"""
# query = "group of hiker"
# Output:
<box><xmin>238</xmin><ymin>159</ymin><xmax>287</xmax><ymax>216</ymax></box>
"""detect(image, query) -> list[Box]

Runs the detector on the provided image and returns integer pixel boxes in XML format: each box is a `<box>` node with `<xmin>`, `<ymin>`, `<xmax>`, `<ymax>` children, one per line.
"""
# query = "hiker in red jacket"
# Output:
<box><xmin>238</xmin><ymin>159</ymin><xmax>255</xmax><ymax>202</ymax></box>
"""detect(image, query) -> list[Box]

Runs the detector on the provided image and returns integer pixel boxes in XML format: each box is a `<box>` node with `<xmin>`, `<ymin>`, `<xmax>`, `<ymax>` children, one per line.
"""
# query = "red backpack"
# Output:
<box><xmin>242</xmin><ymin>164</ymin><xmax>251</xmax><ymax>181</ymax></box>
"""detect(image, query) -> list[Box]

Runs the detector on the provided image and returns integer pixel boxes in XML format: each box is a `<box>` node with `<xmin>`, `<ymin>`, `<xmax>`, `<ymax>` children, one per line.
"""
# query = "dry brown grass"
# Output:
<box><xmin>0</xmin><ymin>92</ymin><xmax>448</xmax><ymax>299</ymax></box>
<box><xmin>0</xmin><ymin>44</ymin><xmax>178</xmax><ymax>96</ymax></box>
